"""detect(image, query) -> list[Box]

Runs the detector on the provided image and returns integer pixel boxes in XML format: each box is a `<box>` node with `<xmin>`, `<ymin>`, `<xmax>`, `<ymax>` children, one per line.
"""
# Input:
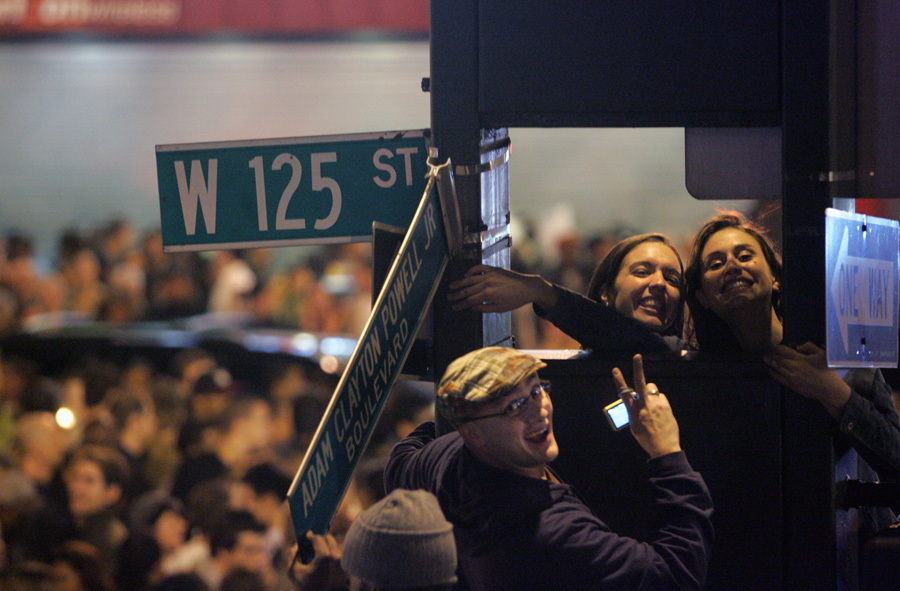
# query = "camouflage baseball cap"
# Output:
<box><xmin>437</xmin><ymin>347</ymin><xmax>546</xmax><ymax>424</ymax></box>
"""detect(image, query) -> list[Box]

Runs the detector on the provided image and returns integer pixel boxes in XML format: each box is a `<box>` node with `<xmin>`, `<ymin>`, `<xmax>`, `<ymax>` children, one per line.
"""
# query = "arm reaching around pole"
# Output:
<box><xmin>448</xmin><ymin>264</ymin><xmax>558</xmax><ymax>314</ymax></box>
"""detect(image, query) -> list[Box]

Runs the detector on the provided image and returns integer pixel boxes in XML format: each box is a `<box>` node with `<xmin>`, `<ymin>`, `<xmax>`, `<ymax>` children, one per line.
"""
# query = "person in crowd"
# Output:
<box><xmin>281</xmin><ymin>392</ymin><xmax>329</xmax><ymax>469</ymax></box>
<box><xmin>117</xmin><ymin>491</ymin><xmax>191</xmax><ymax>591</ymax></box>
<box><xmin>258</xmin><ymin>259</ymin><xmax>343</xmax><ymax>333</ymax></box>
<box><xmin>142</xmin><ymin>240</ymin><xmax>208</xmax><ymax>320</ymax></box>
<box><xmin>336</xmin><ymin>246</ymin><xmax>375</xmax><ymax>337</ymax></box>
<box><xmin>153</xmin><ymin>478</ymin><xmax>238</xmax><ymax>585</ymax></box>
<box><xmin>683</xmin><ymin>210</ymin><xmax>900</xmax><ymax>588</ymax></box>
<box><xmin>207</xmin><ymin>250</ymin><xmax>257</xmax><ymax>315</ymax></box>
<box><xmin>175</xmin><ymin>368</ymin><xmax>237</xmax><ymax>463</ymax></box>
<box><xmin>195</xmin><ymin>509</ymin><xmax>273</xmax><ymax>591</ymax></box>
<box><xmin>108</xmin><ymin>389</ymin><xmax>158</xmax><ymax>503</ymax></box>
<box><xmin>50</xmin><ymin>540</ymin><xmax>117</xmax><ymax>591</ymax></box>
<box><xmin>447</xmin><ymin>233</ymin><xmax>685</xmax><ymax>355</ymax></box>
<box><xmin>3</xmin><ymin>355</ymin><xmax>60</xmax><ymax>417</ymax></box>
<box><xmin>58</xmin><ymin>246</ymin><xmax>105</xmax><ymax>320</ymax></box>
<box><xmin>11</xmin><ymin>443</ymin><xmax>130</xmax><ymax>575</ymax></box>
<box><xmin>3</xmin><ymin>233</ymin><xmax>64</xmax><ymax>327</ymax></box>
<box><xmin>340</xmin><ymin>487</ymin><xmax>457</xmax><ymax>591</ymax></box>
<box><xmin>9</xmin><ymin>411</ymin><xmax>71</xmax><ymax>497</ymax></box>
<box><xmin>544</xmin><ymin>230</ymin><xmax>594</xmax><ymax>295</ymax></box>
<box><xmin>104</xmin><ymin>245</ymin><xmax>148</xmax><ymax>323</ymax></box>
<box><xmin>384</xmin><ymin>346</ymin><xmax>713</xmax><ymax>590</ymax></box>
<box><xmin>240</xmin><ymin>462</ymin><xmax>294</xmax><ymax>565</ymax></box>
<box><xmin>0</xmin><ymin>282</ymin><xmax>19</xmax><ymax>337</ymax></box>
<box><xmin>262</xmin><ymin>360</ymin><xmax>316</xmax><ymax>450</ymax></box>
<box><xmin>0</xmin><ymin>459</ymin><xmax>43</xmax><ymax>568</ymax></box>
<box><xmin>171</xmin><ymin>392</ymin><xmax>274</xmax><ymax>503</ymax></box>
<box><xmin>60</xmin><ymin>444</ymin><xmax>132</xmax><ymax>573</ymax></box>
<box><xmin>95</xmin><ymin>219</ymin><xmax>137</xmax><ymax>284</ymax></box>
<box><xmin>169</xmin><ymin>349</ymin><xmax>219</xmax><ymax>402</ymax></box>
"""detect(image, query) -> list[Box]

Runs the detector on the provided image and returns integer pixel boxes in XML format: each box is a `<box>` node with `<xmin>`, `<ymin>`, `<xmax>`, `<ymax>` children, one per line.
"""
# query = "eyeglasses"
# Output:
<box><xmin>458</xmin><ymin>380</ymin><xmax>551</xmax><ymax>423</ymax></box>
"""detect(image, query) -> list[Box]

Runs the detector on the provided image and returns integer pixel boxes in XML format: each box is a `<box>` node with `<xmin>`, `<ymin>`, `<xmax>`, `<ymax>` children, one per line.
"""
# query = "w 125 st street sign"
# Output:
<box><xmin>826</xmin><ymin>208</ymin><xmax>899</xmax><ymax>368</ymax></box>
<box><xmin>156</xmin><ymin>130</ymin><xmax>429</xmax><ymax>252</ymax></box>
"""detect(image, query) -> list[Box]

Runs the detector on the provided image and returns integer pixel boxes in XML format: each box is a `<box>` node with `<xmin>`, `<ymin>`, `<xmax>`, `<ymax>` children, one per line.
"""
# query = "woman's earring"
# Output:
<box><xmin>599</xmin><ymin>288</ymin><xmax>612</xmax><ymax>306</ymax></box>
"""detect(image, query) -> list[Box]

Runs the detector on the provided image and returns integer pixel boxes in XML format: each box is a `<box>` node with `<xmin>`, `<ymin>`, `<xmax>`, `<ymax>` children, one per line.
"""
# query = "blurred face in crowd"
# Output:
<box><xmin>64</xmin><ymin>459</ymin><xmax>120</xmax><ymax>518</ymax></box>
<box><xmin>241</xmin><ymin>400</ymin><xmax>274</xmax><ymax>452</ymax></box>
<box><xmin>15</xmin><ymin>411</ymin><xmax>71</xmax><ymax>485</ymax></box>
<box><xmin>696</xmin><ymin>227</ymin><xmax>778</xmax><ymax>325</ymax></box>
<box><xmin>602</xmin><ymin>240</ymin><xmax>682</xmax><ymax>333</ymax></box>
<box><xmin>154</xmin><ymin>509</ymin><xmax>189</xmax><ymax>554</ymax></box>
<box><xmin>458</xmin><ymin>373</ymin><xmax>558</xmax><ymax>479</ymax></box>
<box><xmin>224</xmin><ymin>531</ymin><xmax>270</xmax><ymax>574</ymax></box>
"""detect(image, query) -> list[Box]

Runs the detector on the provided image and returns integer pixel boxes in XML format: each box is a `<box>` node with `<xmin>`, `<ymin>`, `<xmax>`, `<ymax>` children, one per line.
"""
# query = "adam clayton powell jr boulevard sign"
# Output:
<box><xmin>287</xmin><ymin>161</ymin><xmax>451</xmax><ymax>553</ymax></box>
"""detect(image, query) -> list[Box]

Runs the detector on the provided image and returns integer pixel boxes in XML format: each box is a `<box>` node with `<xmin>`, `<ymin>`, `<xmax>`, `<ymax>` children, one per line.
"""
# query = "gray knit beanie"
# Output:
<box><xmin>341</xmin><ymin>488</ymin><xmax>457</xmax><ymax>588</ymax></box>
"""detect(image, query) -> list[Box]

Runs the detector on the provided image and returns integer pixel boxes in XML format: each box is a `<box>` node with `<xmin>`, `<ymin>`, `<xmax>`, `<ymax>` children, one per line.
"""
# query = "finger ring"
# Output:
<box><xmin>619</xmin><ymin>387</ymin><xmax>639</xmax><ymax>400</ymax></box>
<box><xmin>647</xmin><ymin>387</ymin><xmax>659</xmax><ymax>395</ymax></box>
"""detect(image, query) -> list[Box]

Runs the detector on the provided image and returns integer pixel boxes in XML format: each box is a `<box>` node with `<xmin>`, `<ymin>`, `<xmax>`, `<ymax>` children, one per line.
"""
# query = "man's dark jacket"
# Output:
<box><xmin>385</xmin><ymin>422</ymin><xmax>714</xmax><ymax>591</ymax></box>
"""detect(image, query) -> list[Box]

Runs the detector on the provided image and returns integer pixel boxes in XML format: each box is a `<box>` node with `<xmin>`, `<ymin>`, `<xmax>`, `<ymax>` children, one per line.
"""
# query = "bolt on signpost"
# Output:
<box><xmin>286</xmin><ymin>158</ymin><xmax>458</xmax><ymax>562</ymax></box>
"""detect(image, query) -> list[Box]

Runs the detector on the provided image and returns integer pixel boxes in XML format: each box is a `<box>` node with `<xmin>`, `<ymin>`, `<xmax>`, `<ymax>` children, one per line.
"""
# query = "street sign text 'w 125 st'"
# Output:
<box><xmin>156</xmin><ymin>130</ymin><xmax>428</xmax><ymax>252</ymax></box>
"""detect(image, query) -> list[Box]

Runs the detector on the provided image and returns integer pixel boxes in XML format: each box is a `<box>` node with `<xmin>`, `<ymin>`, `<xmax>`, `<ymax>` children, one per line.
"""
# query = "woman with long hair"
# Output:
<box><xmin>684</xmin><ymin>210</ymin><xmax>900</xmax><ymax>586</ymax></box>
<box><xmin>683</xmin><ymin>212</ymin><xmax>783</xmax><ymax>354</ymax></box>
<box><xmin>684</xmin><ymin>211</ymin><xmax>900</xmax><ymax>461</ymax></box>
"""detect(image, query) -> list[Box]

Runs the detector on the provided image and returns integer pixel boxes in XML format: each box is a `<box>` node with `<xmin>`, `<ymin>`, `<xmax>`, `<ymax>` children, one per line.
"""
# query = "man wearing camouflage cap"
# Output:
<box><xmin>384</xmin><ymin>346</ymin><xmax>713</xmax><ymax>591</ymax></box>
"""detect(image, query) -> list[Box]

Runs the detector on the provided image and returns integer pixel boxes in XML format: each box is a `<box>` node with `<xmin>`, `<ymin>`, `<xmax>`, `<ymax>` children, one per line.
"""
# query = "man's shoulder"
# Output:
<box><xmin>393</xmin><ymin>422</ymin><xmax>464</xmax><ymax>453</ymax></box>
<box><xmin>385</xmin><ymin>422</ymin><xmax>464</xmax><ymax>486</ymax></box>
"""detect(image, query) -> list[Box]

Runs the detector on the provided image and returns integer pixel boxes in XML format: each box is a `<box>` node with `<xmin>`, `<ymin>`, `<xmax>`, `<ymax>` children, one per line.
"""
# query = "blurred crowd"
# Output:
<box><xmin>0</xmin><ymin>339</ymin><xmax>436</xmax><ymax>590</ymax></box>
<box><xmin>0</xmin><ymin>210</ymin><xmax>674</xmax><ymax>590</ymax></box>
<box><xmin>0</xmin><ymin>209</ymin><xmax>696</xmax><ymax>348</ymax></box>
<box><xmin>0</xmin><ymin>220</ymin><xmax>372</xmax><ymax>339</ymax></box>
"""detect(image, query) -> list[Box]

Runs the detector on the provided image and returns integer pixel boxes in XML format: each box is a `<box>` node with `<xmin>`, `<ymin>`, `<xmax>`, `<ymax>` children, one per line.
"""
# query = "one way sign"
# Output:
<box><xmin>825</xmin><ymin>208</ymin><xmax>899</xmax><ymax>368</ymax></box>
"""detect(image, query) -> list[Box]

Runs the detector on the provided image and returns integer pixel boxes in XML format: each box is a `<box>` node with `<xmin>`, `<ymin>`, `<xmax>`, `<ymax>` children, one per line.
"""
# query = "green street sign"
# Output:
<box><xmin>156</xmin><ymin>130</ymin><xmax>429</xmax><ymax>252</ymax></box>
<box><xmin>287</xmin><ymin>165</ymin><xmax>449</xmax><ymax>541</ymax></box>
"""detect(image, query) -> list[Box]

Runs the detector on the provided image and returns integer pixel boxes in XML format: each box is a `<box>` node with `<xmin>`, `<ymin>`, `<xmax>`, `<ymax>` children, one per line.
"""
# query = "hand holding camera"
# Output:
<box><xmin>611</xmin><ymin>354</ymin><xmax>682</xmax><ymax>459</ymax></box>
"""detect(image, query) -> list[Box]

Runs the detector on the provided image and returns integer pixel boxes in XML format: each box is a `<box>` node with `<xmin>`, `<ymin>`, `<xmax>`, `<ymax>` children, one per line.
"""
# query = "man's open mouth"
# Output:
<box><xmin>524</xmin><ymin>425</ymin><xmax>551</xmax><ymax>443</ymax></box>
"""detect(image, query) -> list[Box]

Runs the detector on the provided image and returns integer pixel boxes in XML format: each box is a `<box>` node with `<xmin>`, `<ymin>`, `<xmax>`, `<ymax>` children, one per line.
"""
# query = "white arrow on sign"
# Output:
<box><xmin>829</xmin><ymin>227</ymin><xmax>895</xmax><ymax>352</ymax></box>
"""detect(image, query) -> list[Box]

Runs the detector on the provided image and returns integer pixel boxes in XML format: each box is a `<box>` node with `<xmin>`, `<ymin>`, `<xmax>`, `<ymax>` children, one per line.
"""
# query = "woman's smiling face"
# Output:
<box><xmin>697</xmin><ymin>227</ymin><xmax>778</xmax><ymax>322</ymax></box>
<box><xmin>604</xmin><ymin>241</ymin><xmax>682</xmax><ymax>333</ymax></box>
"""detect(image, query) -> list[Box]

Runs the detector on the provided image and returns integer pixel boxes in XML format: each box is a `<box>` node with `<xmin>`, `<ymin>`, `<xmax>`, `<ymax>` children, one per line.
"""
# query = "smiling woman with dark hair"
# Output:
<box><xmin>683</xmin><ymin>212</ymin><xmax>783</xmax><ymax>353</ymax></box>
<box><xmin>683</xmin><ymin>212</ymin><xmax>900</xmax><ymax>449</ymax></box>
<box><xmin>684</xmin><ymin>210</ymin><xmax>900</xmax><ymax>588</ymax></box>
<box><xmin>447</xmin><ymin>233</ymin><xmax>686</xmax><ymax>355</ymax></box>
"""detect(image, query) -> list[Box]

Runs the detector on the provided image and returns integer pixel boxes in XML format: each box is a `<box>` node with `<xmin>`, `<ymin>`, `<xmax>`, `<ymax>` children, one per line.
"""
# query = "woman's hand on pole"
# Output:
<box><xmin>447</xmin><ymin>264</ymin><xmax>557</xmax><ymax>313</ymax></box>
